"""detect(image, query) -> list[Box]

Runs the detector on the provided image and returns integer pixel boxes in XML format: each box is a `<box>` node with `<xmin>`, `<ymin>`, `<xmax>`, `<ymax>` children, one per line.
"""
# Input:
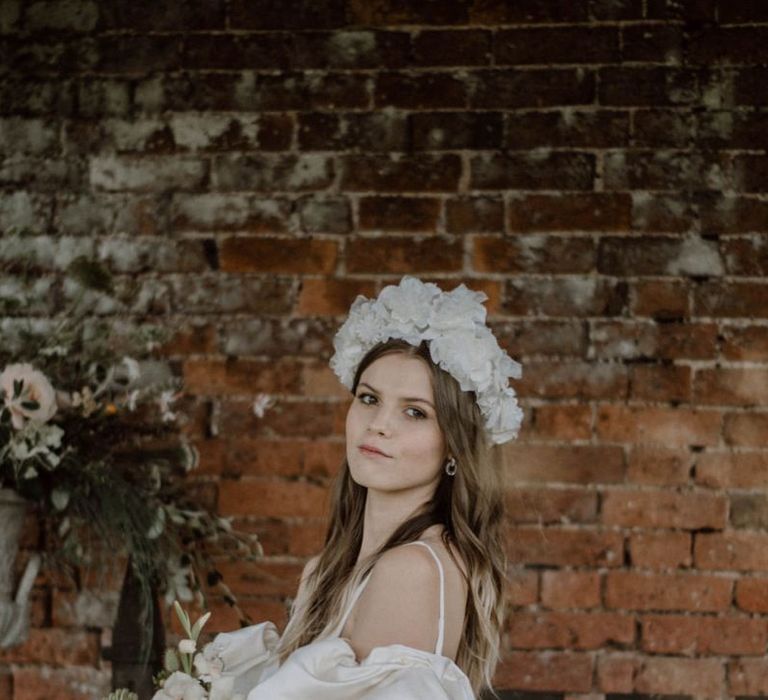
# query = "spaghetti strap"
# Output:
<box><xmin>333</xmin><ymin>570</ymin><xmax>373</xmax><ymax>638</ymax></box>
<box><xmin>403</xmin><ymin>541</ymin><xmax>446</xmax><ymax>656</ymax></box>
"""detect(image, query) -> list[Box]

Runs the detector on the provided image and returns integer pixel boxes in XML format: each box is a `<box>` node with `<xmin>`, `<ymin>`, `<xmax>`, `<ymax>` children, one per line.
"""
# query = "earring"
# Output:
<box><xmin>445</xmin><ymin>457</ymin><xmax>457</xmax><ymax>476</ymax></box>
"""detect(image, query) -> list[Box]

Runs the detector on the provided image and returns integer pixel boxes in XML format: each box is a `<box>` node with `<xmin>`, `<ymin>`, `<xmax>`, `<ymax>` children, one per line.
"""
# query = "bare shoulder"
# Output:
<box><xmin>345</xmin><ymin>544</ymin><xmax>444</xmax><ymax>661</ymax></box>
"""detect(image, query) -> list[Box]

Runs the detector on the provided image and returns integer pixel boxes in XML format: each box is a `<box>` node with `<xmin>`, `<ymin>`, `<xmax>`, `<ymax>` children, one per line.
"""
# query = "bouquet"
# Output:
<box><xmin>0</xmin><ymin>230</ymin><xmax>262</xmax><ymax>656</ymax></box>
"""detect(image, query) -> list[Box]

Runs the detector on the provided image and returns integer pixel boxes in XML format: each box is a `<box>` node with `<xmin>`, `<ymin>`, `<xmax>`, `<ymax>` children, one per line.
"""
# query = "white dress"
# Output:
<box><xmin>206</xmin><ymin>541</ymin><xmax>476</xmax><ymax>699</ymax></box>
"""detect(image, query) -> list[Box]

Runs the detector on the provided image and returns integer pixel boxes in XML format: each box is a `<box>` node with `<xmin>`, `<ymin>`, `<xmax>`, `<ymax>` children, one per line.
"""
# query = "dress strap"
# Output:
<box><xmin>333</xmin><ymin>569</ymin><xmax>373</xmax><ymax>638</ymax></box>
<box><xmin>403</xmin><ymin>541</ymin><xmax>446</xmax><ymax>656</ymax></box>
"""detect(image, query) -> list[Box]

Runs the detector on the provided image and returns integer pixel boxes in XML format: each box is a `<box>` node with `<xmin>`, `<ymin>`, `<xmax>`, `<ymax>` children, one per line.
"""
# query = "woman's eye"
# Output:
<box><xmin>357</xmin><ymin>393</ymin><xmax>376</xmax><ymax>405</ymax></box>
<box><xmin>406</xmin><ymin>407</ymin><xmax>426</xmax><ymax>419</ymax></box>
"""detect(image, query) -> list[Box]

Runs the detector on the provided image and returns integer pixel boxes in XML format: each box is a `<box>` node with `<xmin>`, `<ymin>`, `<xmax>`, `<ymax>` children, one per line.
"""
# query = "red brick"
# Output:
<box><xmin>471</xmin><ymin>152</ymin><xmax>595</xmax><ymax>190</ymax></box>
<box><xmin>495</xmin><ymin>27</ymin><xmax>619</xmax><ymax>65</ymax></box>
<box><xmin>340</xmin><ymin>154</ymin><xmax>461</xmax><ymax>192</ymax></box>
<box><xmin>219</xmin><ymin>236</ymin><xmax>337</xmax><ymax>274</ymax></box>
<box><xmin>597</xmin><ymin>653</ymin><xmax>636</xmax><ymax>693</ymax></box>
<box><xmin>213</xmin><ymin>558</ymin><xmax>303</xmax><ymax>597</ymax></box>
<box><xmin>302</xmin><ymin>363</ymin><xmax>349</xmax><ymax>399</ymax></box>
<box><xmin>445</xmin><ymin>195</ymin><xmax>503</xmax><ymax>233</ymax></box>
<box><xmin>163</xmin><ymin>322</ymin><xmax>218</xmax><ymax>355</ymax></box>
<box><xmin>530</xmin><ymin>404</ymin><xmax>592</xmax><ymax>441</ymax></box>
<box><xmin>596</xmin><ymin>405</ymin><xmax>722</xmax><ymax>447</ymax></box>
<box><xmin>623</xmin><ymin>26</ymin><xmax>685</xmax><ymax>66</ymax></box>
<box><xmin>506</xmin><ymin>568</ymin><xmax>538</xmax><ymax>606</ymax></box>
<box><xmin>183</xmin><ymin>357</ymin><xmax>303</xmax><ymax>396</ymax></box>
<box><xmin>696</xmin><ymin>450</ymin><xmax>768</xmax><ymax>488</ymax></box>
<box><xmin>411</xmin><ymin>29</ymin><xmax>492</xmax><ymax>67</ymax></box>
<box><xmin>507</xmin><ymin>528</ymin><xmax>623</xmax><ymax>568</ymax></box>
<box><xmin>724</xmin><ymin>413</ymin><xmax>768</xmax><ymax>447</ymax></box>
<box><xmin>359</xmin><ymin>196</ymin><xmax>440</xmax><ymax>231</ymax></box>
<box><xmin>504</xmin><ymin>277</ymin><xmax>628</xmax><ymax>317</ymax></box>
<box><xmin>694</xmin><ymin>280</ymin><xmax>768</xmax><ymax>319</ymax></box>
<box><xmin>632</xmin><ymin>109</ymin><xmax>693</xmax><ymax>147</ymax></box>
<box><xmin>493</xmin><ymin>319</ymin><xmax>588</xmax><ymax>358</ymax></box>
<box><xmin>632</xmin><ymin>193</ymin><xmax>697</xmax><ymax>233</ymax></box>
<box><xmin>493</xmin><ymin>651</ymin><xmax>593</xmax><ymax>693</ymax></box>
<box><xmin>504</xmin><ymin>111</ymin><xmax>629</xmax><ymax>149</ymax></box>
<box><xmin>599</xmin><ymin>66</ymin><xmax>699</xmax><ymax>106</ymax></box>
<box><xmin>605</xmin><ymin>571</ymin><xmax>733</xmax><ymax>612</ymax></box>
<box><xmin>696</xmin><ymin>531</ymin><xmax>768</xmax><ymax>571</ymax></box>
<box><xmin>641</xmin><ymin>614</ymin><xmax>767</xmax><ymax>655</ymax></box>
<box><xmin>219</xmin><ymin>399</ymin><xmax>337</xmax><ymax>439</ymax></box>
<box><xmin>348</xmin><ymin>0</ymin><xmax>469</xmax><ymax>25</ymax></box>
<box><xmin>635</xmin><ymin>656</ymin><xmax>724</xmax><ymax>697</ymax></box>
<box><xmin>506</xmin><ymin>487</ymin><xmax>598</xmax><ymax>524</ymax></box>
<box><xmin>0</xmin><ymin>672</ymin><xmax>10</xmax><ymax>700</ymax></box>
<box><xmin>721</xmin><ymin>236</ymin><xmax>768</xmax><ymax>276</ymax></box>
<box><xmin>720</xmin><ymin>0</ymin><xmax>768</xmax><ymax>22</ymax></box>
<box><xmin>519</xmin><ymin>361</ymin><xmax>628</xmax><ymax>400</ymax></box>
<box><xmin>507</xmin><ymin>192</ymin><xmax>631</xmax><ymax>232</ymax></box>
<box><xmin>219</xmin><ymin>478</ymin><xmax>329</xmax><ymax>518</ymax></box>
<box><xmin>736</xmin><ymin>577</ymin><xmax>768</xmax><ymax>612</ymax></box>
<box><xmin>0</xmin><ymin>629</ymin><xmax>99</xmax><ymax>666</ymax></box>
<box><xmin>504</xmin><ymin>444</ymin><xmax>624</xmax><ymax>484</ymax></box>
<box><xmin>508</xmin><ymin>611</ymin><xmax>634</xmax><ymax>650</ymax></box>
<box><xmin>470</xmin><ymin>68</ymin><xmax>595</xmax><ymax>109</ymax></box>
<box><xmin>473</xmin><ymin>235</ymin><xmax>595</xmax><ymax>274</ymax></box>
<box><xmin>699</xmin><ymin>194</ymin><xmax>768</xmax><ymax>234</ymax></box>
<box><xmin>695</xmin><ymin>368</ymin><xmax>768</xmax><ymax>407</ymax></box>
<box><xmin>630</xmin><ymin>279</ymin><xmax>690</xmax><ymax>319</ymax></box>
<box><xmin>627</xmin><ymin>446</ymin><xmax>693</xmax><ymax>486</ymax></box>
<box><xmin>410</xmin><ymin>112</ymin><xmax>503</xmax><ymax>150</ymax></box>
<box><xmin>729</xmin><ymin>658</ymin><xmax>768</xmax><ymax>696</ymax></box>
<box><xmin>629</xmin><ymin>364</ymin><xmax>692</xmax><ymax>403</ymax></box>
<box><xmin>296</xmin><ymin>278</ymin><xmax>377</xmax><ymax>316</ymax></box>
<box><xmin>346</xmin><ymin>236</ymin><xmax>462</xmax><ymax>274</ymax></box>
<box><xmin>541</xmin><ymin>571</ymin><xmax>601</xmax><ymax>610</ymax></box>
<box><xmin>297</xmin><ymin>112</ymin><xmax>408</xmax><ymax>152</ymax></box>
<box><xmin>11</xmin><ymin>667</ymin><xmax>108</xmax><ymax>700</ymax></box>
<box><xmin>629</xmin><ymin>532</ymin><xmax>692</xmax><ymax>570</ymax></box>
<box><xmin>375</xmin><ymin>71</ymin><xmax>466</xmax><ymax>109</ymax></box>
<box><xmin>602</xmin><ymin>490</ymin><xmax>727</xmax><ymax>530</ymax></box>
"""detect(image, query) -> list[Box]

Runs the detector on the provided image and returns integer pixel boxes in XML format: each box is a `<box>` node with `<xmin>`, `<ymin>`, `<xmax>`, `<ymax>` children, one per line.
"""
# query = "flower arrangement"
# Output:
<box><xmin>109</xmin><ymin>602</ymin><xmax>260</xmax><ymax>700</ymax></box>
<box><xmin>0</xmin><ymin>229</ymin><xmax>262</xmax><ymax>656</ymax></box>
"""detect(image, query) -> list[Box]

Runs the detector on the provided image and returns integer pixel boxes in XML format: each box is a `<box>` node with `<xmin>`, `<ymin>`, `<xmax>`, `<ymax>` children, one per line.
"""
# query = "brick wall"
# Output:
<box><xmin>2</xmin><ymin>0</ymin><xmax>768</xmax><ymax>697</ymax></box>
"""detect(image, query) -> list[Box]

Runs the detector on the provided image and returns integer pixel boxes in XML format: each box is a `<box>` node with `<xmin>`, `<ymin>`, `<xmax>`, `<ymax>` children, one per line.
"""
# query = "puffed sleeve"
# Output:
<box><xmin>197</xmin><ymin>621</ymin><xmax>281</xmax><ymax>695</ymax></box>
<box><xmin>245</xmin><ymin>637</ymin><xmax>475</xmax><ymax>700</ymax></box>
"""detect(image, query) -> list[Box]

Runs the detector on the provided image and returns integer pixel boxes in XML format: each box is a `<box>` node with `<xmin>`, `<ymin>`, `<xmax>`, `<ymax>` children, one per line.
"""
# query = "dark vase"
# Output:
<box><xmin>104</xmin><ymin>557</ymin><xmax>165</xmax><ymax>699</ymax></box>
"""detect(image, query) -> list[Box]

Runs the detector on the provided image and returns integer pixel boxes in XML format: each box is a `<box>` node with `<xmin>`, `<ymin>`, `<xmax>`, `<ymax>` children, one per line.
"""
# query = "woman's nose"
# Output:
<box><xmin>367</xmin><ymin>406</ymin><xmax>393</xmax><ymax>435</ymax></box>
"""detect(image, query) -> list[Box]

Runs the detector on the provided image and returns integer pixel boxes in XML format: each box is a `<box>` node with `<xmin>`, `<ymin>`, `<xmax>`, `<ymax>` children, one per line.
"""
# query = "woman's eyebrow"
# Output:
<box><xmin>358</xmin><ymin>382</ymin><xmax>435</xmax><ymax>408</ymax></box>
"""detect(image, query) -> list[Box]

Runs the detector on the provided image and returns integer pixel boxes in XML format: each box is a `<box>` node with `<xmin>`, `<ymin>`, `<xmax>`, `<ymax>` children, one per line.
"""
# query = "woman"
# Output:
<box><xmin>197</xmin><ymin>277</ymin><xmax>523</xmax><ymax>700</ymax></box>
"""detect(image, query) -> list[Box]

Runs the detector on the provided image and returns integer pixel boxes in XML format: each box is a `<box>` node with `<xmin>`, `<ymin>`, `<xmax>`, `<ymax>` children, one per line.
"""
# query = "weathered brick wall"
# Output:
<box><xmin>2</xmin><ymin>0</ymin><xmax>768</xmax><ymax>697</ymax></box>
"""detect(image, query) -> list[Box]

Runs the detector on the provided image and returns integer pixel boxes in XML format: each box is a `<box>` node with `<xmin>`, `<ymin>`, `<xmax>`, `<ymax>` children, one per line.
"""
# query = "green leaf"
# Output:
<box><xmin>173</xmin><ymin>600</ymin><xmax>192</xmax><ymax>637</ymax></box>
<box><xmin>163</xmin><ymin>648</ymin><xmax>180</xmax><ymax>673</ymax></box>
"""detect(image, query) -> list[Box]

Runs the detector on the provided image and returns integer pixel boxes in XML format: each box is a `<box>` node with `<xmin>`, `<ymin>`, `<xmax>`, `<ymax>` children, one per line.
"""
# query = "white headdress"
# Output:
<box><xmin>329</xmin><ymin>276</ymin><xmax>523</xmax><ymax>445</ymax></box>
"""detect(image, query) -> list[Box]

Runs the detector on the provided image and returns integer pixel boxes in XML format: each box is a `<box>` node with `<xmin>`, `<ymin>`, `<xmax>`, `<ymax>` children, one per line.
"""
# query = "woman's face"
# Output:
<box><xmin>345</xmin><ymin>352</ymin><xmax>447</xmax><ymax>495</ymax></box>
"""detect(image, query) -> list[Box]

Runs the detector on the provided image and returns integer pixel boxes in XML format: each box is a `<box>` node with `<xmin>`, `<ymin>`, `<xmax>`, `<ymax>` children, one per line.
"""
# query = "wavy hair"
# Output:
<box><xmin>276</xmin><ymin>338</ymin><xmax>509</xmax><ymax>698</ymax></box>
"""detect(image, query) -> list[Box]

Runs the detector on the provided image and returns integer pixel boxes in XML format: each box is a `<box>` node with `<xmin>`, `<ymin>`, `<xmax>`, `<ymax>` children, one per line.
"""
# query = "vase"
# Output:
<box><xmin>105</xmin><ymin>556</ymin><xmax>165</xmax><ymax>700</ymax></box>
<box><xmin>0</xmin><ymin>488</ymin><xmax>40</xmax><ymax>648</ymax></box>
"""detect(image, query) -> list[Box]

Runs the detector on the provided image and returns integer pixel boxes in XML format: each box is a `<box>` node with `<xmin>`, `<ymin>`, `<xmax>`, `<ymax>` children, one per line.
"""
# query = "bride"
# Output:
<box><xmin>190</xmin><ymin>276</ymin><xmax>523</xmax><ymax>700</ymax></box>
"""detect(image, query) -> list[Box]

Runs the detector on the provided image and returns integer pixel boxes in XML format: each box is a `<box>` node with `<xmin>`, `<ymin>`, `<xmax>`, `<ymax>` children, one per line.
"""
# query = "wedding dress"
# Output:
<box><xmin>205</xmin><ymin>541</ymin><xmax>475</xmax><ymax>699</ymax></box>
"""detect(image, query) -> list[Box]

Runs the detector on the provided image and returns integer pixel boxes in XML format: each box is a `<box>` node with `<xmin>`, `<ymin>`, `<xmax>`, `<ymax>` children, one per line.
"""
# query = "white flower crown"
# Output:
<box><xmin>329</xmin><ymin>276</ymin><xmax>523</xmax><ymax>445</ymax></box>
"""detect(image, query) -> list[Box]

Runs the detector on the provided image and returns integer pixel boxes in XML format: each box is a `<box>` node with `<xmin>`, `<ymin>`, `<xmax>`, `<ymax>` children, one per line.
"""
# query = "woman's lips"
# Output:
<box><xmin>359</xmin><ymin>445</ymin><xmax>391</xmax><ymax>458</ymax></box>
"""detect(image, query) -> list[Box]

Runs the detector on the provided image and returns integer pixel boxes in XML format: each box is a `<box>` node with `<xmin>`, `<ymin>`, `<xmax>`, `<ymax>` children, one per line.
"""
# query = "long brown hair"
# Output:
<box><xmin>276</xmin><ymin>338</ymin><xmax>508</xmax><ymax>698</ymax></box>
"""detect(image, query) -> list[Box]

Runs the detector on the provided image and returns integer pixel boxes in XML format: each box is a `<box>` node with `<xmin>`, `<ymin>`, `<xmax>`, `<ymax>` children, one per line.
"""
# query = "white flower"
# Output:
<box><xmin>159</xmin><ymin>390</ymin><xmax>180</xmax><ymax>422</ymax></box>
<box><xmin>178</xmin><ymin>638</ymin><xmax>196</xmax><ymax>655</ymax></box>
<box><xmin>151</xmin><ymin>671</ymin><xmax>206</xmax><ymax>700</ymax></box>
<box><xmin>208</xmin><ymin>677</ymin><xmax>235</xmax><ymax>700</ymax></box>
<box><xmin>0</xmin><ymin>363</ymin><xmax>57</xmax><ymax>429</ymax></box>
<box><xmin>194</xmin><ymin>643</ymin><xmax>225</xmax><ymax>681</ymax></box>
<box><xmin>252</xmin><ymin>394</ymin><xmax>275</xmax><ymax>418</ymax></box>
<box><xmin>329</xmin><ymin>276</ymin><xmax>523</xmax><ymax>445</ymax></box>
<box><xmin>127</xmin><ymin>389</ymin><xmax>140</xmax><ymax>411</ymax></box>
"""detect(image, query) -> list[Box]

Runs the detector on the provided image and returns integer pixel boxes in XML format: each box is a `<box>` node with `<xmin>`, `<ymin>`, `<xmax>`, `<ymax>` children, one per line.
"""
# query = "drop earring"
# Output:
<box><xmin>445</xmin><ymin>456</ymin><xmax>457</xmax><ymax>476</ymax></box>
